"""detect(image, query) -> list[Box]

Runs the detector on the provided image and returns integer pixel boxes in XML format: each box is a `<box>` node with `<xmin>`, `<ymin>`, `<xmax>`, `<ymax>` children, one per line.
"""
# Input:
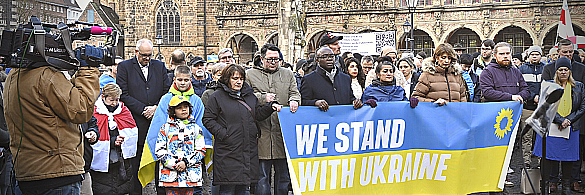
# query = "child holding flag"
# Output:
<box><xmin>155</xmin><ymin>95</ymin><xmax>206</xmax><ymax>195</ymax></box>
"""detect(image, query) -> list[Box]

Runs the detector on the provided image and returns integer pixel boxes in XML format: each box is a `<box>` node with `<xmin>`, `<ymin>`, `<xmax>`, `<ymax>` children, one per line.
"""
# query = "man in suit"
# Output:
<box><xmin>117</xmin><ymin>39</ymin><xmax>171</xmax><ymax>195</ymax></box>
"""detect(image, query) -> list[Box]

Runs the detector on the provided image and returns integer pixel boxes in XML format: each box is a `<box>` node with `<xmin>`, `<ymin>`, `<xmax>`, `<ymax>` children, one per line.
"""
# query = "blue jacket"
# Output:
<box><xmin>518</xmin><ymin>61</ymin><xmax>544</xmax><ymax>110</ymax></box>
<box><xmin>300</xmin><ymin>67</ymin><xmax>355</xmax><ymax>106</ymax></box>
<box><xmin>361</xmin><ymin>82</ymin><xmax>407</xmax><ymax>102</ymax></box>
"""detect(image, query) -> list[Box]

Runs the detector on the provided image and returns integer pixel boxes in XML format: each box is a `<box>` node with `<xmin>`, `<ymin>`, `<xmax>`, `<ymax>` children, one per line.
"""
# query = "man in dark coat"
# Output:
<box><xmin>117</xmin><ymin>39</ymin><xmax>171</xmax><ymax>195</ymax></box>
<box><xmin>480</xmin><ymin>42</ymin><xmax>530</xmax><ymax>103</ymax></box>
<box><xmin>189</xmin><ymin>57</ymin><xmax>212</xmax><ymax>97</ymax></box>
<box><xmin>541</xmin><ymin>38</ymin><xmax>585</xmax><ymax>193</ymax></box>
<box><xmin>300</xmin><ymin>47</ymin><xmax>363</xmax><ymax>111</ymax></box>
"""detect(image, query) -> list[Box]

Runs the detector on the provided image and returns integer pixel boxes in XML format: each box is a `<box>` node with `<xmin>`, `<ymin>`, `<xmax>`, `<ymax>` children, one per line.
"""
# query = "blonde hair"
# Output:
<box><xmin>102</xmin><ymin>83</ymin><xmax>122</xmax><ymax>98</ymax></box>
<box><xmin>554</xmin><ymin>70</ymin><xmax>576</xmax><ymax>88</ymax></box>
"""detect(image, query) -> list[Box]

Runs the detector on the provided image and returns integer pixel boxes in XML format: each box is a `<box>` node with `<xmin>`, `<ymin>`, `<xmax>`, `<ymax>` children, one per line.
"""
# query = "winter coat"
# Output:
<box><xmin>479</xmin><ymin>62</ymin><xmax>530</xmax><ymax>102</ymax></box>
<box><xmin>156</xmin><ymin>117</ymin><xmax>206</xmax><ymax>187</ymax></box>
<box><xmin>361</xmin><ymin>79</ymin><xmax>408</xmax><ymax>102</ymax></box>
<box><xmin>406</xmin><ymin>72</ymin><xmax>420</xmax><ymax>98</ymax></box>
<box><xmin>543</xmin><ymin>60</ymin><xmax>585</xmax><ymax>134</ymax></box>
<box><xmin>192</xmin><ymin>73</ymin><xmax>213</xmax><ymax>97</ymax></box>
<box><xmin>300</xmin><ymin>66</ymin><xmax>355</xmax><ymax>106</ymax></box>
<box><xmin>412</xmin><ymin>58</ymin><xmax>468</xmax><ymax>102</ymax></box>
<box><xmin>246</xmin><ymin>66</ymin><xmax>301</xmax><ymax>160</ymax></box>
<box><xmin>202</xmin><ymin>82</ymin><xmax>275</xmax><ymax>185</ymax></box>
<box><xmin>552</xmin><ymin>81</ymin><xmax>585</xmax><ymax>132</ymax></box>
<box><xmin>4</xmin><ymin>67</ymin><xmax>99</xmax><ymax>181</ymax></box>
<box><xmin>519</xmin><ymin>61</ymin><xmax>545</xmax><ymax>110</ymax></box>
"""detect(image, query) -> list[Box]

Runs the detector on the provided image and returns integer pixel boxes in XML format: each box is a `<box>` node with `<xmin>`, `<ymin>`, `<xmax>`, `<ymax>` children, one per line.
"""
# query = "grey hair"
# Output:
<box><xmin>135</xmin><ymin>39</ymin><xmax>153</xmax><ymax>51</ymax></box>
<box><xmin>219</xmin><ymin>48</ymin><xmax>233</xmax><ymax>56</ymax></box>
<box><xmin>212</xmin><ymin>63</ymin><xmax>228</xmax><ymax>75</ymax></box>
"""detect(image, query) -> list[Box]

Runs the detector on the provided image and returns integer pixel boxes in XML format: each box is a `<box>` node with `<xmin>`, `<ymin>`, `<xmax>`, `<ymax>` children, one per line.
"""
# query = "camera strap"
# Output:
<box><xmin>32</xmin><ymin>21</ymin><xmax>79</xmax><ymax>70</ymax></box>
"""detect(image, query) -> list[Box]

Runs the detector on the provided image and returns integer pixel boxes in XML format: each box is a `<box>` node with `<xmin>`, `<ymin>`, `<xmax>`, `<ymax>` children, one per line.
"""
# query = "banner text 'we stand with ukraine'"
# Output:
<box><xmin>278</xmin><ymin>101</ymin><xmax>522</xmax><ymax>195</ymax></box>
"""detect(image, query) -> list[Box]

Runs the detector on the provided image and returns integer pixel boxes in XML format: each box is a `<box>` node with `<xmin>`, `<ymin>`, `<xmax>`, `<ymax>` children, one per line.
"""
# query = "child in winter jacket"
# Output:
<box><xmin>155</xmin><ymin>95</ymin><xmax>206</xmax><ymax>195</ymax></box>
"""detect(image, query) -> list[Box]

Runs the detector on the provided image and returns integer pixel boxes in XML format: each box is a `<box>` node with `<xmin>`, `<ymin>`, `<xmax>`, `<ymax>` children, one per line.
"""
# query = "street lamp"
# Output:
<box><xmin>403</xmin><ymin>21</ymin><xmax>412</xmax><ymax>51</ymax></box>
<box><xmin>155</xmin><ymin>35</ymin><xmax>163</xmax><ymax>60</ymax></box>
<box><xmin>406</xmin><ymin>0</ymin><xmax>417</xmax><ymax>52</ymax></box>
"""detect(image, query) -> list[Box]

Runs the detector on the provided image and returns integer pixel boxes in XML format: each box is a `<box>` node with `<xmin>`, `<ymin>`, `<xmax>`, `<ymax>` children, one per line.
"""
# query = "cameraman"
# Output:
<box><xmin>4</xmin><ymin>60</ymin><xmax>100</xmax><ymax>194</ymax></box>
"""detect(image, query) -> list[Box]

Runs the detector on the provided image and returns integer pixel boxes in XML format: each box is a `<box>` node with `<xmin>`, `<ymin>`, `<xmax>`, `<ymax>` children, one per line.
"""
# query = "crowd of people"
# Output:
<box><xmin>1</xmin><ymin>30</ymin><xmax>585</xmax><ymax>195</ymax></box>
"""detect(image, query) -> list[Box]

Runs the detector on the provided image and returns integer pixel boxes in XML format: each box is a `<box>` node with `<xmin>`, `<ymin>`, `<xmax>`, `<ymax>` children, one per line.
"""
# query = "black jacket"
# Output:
<box><xmin>203</xmin><ymin>82</ymin><xmax>275</xmax><ymax>185</ymax></box>
<box><xmin>543</xmin><ymin>60</ymin><xmax>585</xmax><ymax>133</ymax></box>
<box><xmin>519</xmin><ymin>61</ymin><xmax>545</xmax><ymax>110</ymax></box>
<box><xmin>117</xmin><ymin>57</ymin><xmax>171</xmax><ymax>146</ymax></box>
<box><xmin>553</xmin><ymin>81</ymin><xmax>585</xmax><ymax>132</ymax></box>
<box><xmin>300</xmin><ymin>66</ymin><xmax>355</xmax><ymax>106</ymax></box>
<box><xmin>80</xmin><ymin>116</ymin><xmax>99</xmax><ymax>172</ymax></box>
<box><xmin>408</xmin><ymin>72</ymin><xmax>421</xmax><ymax>98</ymax></box>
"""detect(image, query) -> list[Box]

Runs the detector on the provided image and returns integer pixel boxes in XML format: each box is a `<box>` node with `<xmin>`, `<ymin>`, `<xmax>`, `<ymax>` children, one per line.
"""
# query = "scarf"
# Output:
<box><xmin>319</xmin><ymin>65</ymin><xmax>337</xmax><ymax>84</ymax></box>
<box><xmin>558</xmin><ymin>84</ymin><xmax>572</xmax><ymax>117</ymax></box>
<box><xmin>91</xmin><ymin>95</ymin><xmax>138</xmax><ymax>172</ymax></box>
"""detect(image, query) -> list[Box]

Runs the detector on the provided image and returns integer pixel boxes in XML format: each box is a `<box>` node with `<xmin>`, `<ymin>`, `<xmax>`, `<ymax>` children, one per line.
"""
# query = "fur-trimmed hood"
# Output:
<box><xmin>421</xmin><ymin>57</ymin><xmax>463</xmax><ymax>76</ymax></box>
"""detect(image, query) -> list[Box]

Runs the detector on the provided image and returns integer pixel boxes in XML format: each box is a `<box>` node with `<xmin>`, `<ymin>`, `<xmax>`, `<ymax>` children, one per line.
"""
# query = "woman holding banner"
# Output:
<box><xmin>534</xmin><ymin>57</ymin><xmax>585</xmax><ymax>194</ymax></box>
<box><xmin>202</xmin><ymin>64</ymin><xmax>282</xmax><ymax>195</ymax></box>
<box><xmin>360</xmin><ymin>61</ymin><xmax>407</xmax><ymax>105</ymax></box>
<box><xmin>412</xmin><ymin>43</ymin><xmax>468</xmax><ymax>106</ymax></box>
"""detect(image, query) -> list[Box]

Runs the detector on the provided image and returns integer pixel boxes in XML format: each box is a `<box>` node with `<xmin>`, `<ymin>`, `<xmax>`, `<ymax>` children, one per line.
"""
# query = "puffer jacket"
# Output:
<box><xmin>412</xmin><ymin>58</ymin><xmax>468</xmax><ymax>102</ymax></box>
<box><xmin>4</xmin><ymin>67</ymin><xmax>99</xmax><ymax>181</ymax></box>
<box><xmin>203</xmin><ymin>82</ymin><xmax>275</xmax><ymax>185</ymax></box>
<box><xmin>246</xmin><ymin>66</ymin><xmax>301</xmax><ymax>160</ymax></box>
<box><xmin>519</xmin><ymin>61</ymin><xmax>544</xmax><ymax>110</ymax></box>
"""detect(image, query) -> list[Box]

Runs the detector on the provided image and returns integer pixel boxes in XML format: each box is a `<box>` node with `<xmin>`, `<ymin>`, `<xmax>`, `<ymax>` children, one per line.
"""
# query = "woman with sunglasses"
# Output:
<box><xmin>412</xmin><ymin>43</ymin><xmax>468</xmax><ymax>106</ymax></box>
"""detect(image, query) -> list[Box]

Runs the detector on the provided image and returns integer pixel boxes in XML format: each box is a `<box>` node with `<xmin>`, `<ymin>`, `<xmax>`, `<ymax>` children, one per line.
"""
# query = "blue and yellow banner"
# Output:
<box><xmin>278</xmin><ymin>101</ymin><xmax>522</xmax><ymax>195</ymax></box>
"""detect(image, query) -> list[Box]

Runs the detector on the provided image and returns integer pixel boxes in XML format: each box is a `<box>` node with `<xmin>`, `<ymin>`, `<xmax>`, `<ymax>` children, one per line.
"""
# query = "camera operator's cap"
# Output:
<box><xmin>453</xmin><ymin>43</ymin><xmax>465</xmax><ymax>51</ymax></box>
<box><xmin>169</xmin><ymin>95</ymin><xmax>191</xmax><ymax>107</ymax></box>
<box><xmin>319</xmin><ymin>32</ymin><xmax>343</xmax><ymax>46</ymax></box>
<box><xmin>189</xmin><ymin>56</ymin><xmax>205</xmax><ymax>66</ymax></box>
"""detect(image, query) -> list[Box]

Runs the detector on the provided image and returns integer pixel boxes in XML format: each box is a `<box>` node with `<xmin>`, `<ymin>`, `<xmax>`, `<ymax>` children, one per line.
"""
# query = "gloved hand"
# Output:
<box><xmin>364</xmin><ymin>99</ymin><xmax>377</xmax><ymax>108</ymax></box>
<box><xmin>76</xmin><ymin>49</ymin><xmax>89</xmax><ymax>67</ymax></box>
<box><xmin>409</xmin><ymin>97</ymin><xmax>419</xmax><ymax>108</ymax></box>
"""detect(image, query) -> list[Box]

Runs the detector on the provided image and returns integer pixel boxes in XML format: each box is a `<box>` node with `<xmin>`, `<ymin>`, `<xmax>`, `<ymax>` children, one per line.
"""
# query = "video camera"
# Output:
<box><xmin>0</xmin><ymin>16</ymin><xmax>120</xmax><ymax>70</ymax></box>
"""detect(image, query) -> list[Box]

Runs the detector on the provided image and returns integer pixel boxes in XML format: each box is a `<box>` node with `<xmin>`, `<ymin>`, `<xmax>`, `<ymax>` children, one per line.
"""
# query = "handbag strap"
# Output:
<box><xmin>237</xmin><ymin>100</ymin><xmax>254</xmax><ymax>119</ymax></box>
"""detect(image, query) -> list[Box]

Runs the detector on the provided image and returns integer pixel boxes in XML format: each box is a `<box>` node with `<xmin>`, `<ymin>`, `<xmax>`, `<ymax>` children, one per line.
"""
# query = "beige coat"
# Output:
<box><xmin>246</xmin><ymin>66</ymin><xmax>301</xmax><ymax>159</ymax></box>
<box><xmin>412</xmin><ymin>58</ymin><xmax>468</xmax><ymax>102</ymax></box>
<box><xmin>4</xmin><ymin>67</ymin><xmax>100</xmax><ymax>181</ymax></box>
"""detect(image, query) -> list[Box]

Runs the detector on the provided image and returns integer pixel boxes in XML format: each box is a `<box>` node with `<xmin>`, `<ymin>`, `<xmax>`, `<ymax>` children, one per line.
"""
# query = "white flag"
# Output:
<box><xmin>557</xmin><ymin>0</ymin><xmax>575</xmax><ymax>39</ymax></box>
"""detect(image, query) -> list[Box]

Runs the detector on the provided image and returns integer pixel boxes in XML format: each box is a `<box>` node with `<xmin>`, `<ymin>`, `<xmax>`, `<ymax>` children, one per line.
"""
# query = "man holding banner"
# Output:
<box><xmin>319</xmin><ymin>32</ymin><xmax>344</xmax><ymax>72</ymax></box>
<box><xmin>246</xmin><ymin>44</ymin><xmax>301</xmax><ymax>195</ymax></box>
<box><xmin>300</xmin><ymin>47</ymin><xmax>363</xmax><ymax>111</ymax></box>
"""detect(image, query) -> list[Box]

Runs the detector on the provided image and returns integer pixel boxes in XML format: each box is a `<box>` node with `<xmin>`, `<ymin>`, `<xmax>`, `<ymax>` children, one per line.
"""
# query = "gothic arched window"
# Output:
<box><xmin>156</xmin><ymin>1</ymin><xmax>181</xmax><ymax>45</ymax></box>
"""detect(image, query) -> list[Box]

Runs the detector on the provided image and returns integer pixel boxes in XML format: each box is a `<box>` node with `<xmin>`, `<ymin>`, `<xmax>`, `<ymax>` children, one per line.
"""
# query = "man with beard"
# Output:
<box><xmin>480</xmin><ymin>42</ymin><xmax>529</xmax><ymax>103</ymax></box>
<box><xmin>189</xmin><ymin>57</ymin><xmax>213</xmax><ymax>97</ymax></box>
<box><xmin>473</xmin><ymin>39</ymin><xmax>496</xmax><ymax>75</ymax></box>
<box><xmin>300</xmin><ymin>47</ymin><xmax>363</xmax><ymax>111</ymax></box>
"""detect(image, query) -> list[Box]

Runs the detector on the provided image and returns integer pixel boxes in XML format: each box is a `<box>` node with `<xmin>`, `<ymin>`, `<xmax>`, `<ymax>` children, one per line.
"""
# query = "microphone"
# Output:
<box><xmin>85</xmin><ymin>26</ymin><xmax>112</xmax><ymax>35</ymax></box>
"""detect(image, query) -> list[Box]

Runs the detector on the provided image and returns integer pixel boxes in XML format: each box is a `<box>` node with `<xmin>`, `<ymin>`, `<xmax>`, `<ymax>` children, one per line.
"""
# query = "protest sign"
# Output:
<box><xmin>278</xmin><ymin>102</ymin><xmax>522</xmax><ymax>194</ymax></box>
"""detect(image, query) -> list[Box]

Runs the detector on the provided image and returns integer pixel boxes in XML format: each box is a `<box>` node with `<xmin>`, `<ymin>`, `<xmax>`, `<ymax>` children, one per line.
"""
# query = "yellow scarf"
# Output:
<box><xmin>557</xmin><ymin>84</ymin><xmax>572</xmax><ymax>117</ymax></box>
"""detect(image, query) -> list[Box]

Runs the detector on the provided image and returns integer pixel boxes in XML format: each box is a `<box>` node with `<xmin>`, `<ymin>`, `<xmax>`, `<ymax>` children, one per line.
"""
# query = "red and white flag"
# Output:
<box><xmin>558</xmin><ymin>0</ymin><xmax>575</xmax><ymax>39</ymax></box>
<box><xmin>568</xmin><ymin>36</ymin><xmax>585</xmax><ymax>49</ymax></box>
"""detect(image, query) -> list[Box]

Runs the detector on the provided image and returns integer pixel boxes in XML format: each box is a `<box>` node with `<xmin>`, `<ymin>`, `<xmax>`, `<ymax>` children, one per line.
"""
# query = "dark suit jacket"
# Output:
<box><xmin>117</xmin><ymin>57</ymin><xmax>171</xmax><ymax>146</ymax></box>
<box><xmin>300</xmin><ymin>67</ymin><xmax>355</xmax><ymax>106</ymax></box>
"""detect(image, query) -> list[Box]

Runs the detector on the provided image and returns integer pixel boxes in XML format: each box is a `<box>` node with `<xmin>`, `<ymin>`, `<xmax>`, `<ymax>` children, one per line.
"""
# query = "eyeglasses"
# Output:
<box><xmin>264</xmin><ymin>58</ymin><xmax>281</xmax><ymax>63</ymax></box>
<box><xmin>220</xmin><ymin>55</ymin><xmax>234</xmax><ymax>60</ymax></box>
<box><xmin>139</xmin><ymin>52</ymin><xmax>153</xmax><ymax>58</ymax></box>
<box><xmin>317</xmin><ymin>55</ymin><xmax>336</xmax><ymax>60</ymax></box>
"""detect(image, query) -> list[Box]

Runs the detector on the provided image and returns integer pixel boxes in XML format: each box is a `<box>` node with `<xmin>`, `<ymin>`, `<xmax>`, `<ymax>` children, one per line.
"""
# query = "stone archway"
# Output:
<box><xmin>493</xmin><ymin>26</ymin><xmax>534</xmax><ymax>54</ymax></box>
<box><xmin>267</xmin><ymin>33</ymin><xmax>278</xmax><ymax>46</ymax></box>
<box><xmin>398</xmin><ymin>29</ymin><xmax>435</xmax><ymax>57</ymax></box>
<box><xmin>541</xmin><ymin>24</ymin><xmax>585</xmax><ymax>55</ymax></box>
<box><xmin>305</xmin><ymin>30</ymin><xmax>328</xmax><ymax>57</ymax></box>
<box><xmin>226</xmin><ymin>33</ymin><xmax>259</xmax><ymax>65</ymax></box>
<box><xmin>446</xmin><ymin>27</ymin><xmax>482</xmax><ymax>54</ymax></box>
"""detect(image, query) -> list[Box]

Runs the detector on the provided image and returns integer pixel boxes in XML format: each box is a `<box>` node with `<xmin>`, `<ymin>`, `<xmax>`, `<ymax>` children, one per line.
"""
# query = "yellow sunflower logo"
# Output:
<box><xmin>494</xmin><ymin>108</ymin><xmax>514</xmax><ymax>140</ymax></box>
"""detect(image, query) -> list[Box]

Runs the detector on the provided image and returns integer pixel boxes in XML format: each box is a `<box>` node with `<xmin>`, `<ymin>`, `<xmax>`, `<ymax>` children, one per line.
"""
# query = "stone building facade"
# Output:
<box><xmin>216</xmin><ymin>0</ymin><xmax>585</xmax><ymax>64</ymax></box>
